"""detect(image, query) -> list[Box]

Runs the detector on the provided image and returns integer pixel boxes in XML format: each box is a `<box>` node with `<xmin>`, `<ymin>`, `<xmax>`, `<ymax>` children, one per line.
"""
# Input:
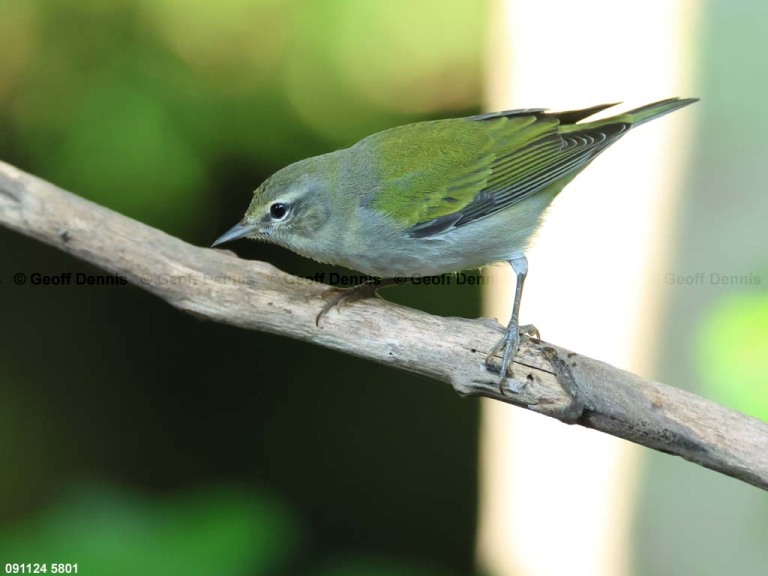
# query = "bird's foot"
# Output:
<box><xmin>485</xmin><ymin>323</ymin><xmax>540</xmax><ymax>393</ymax></box>
<box><xmin>520</xmin><ymin>324</ymin><xmax>540</xmax><ymax>340</ymax></box>
<box><xmin>315</xmin><ymin>281</ymin><xmax>382</xmax><ymax>326</ymax></box>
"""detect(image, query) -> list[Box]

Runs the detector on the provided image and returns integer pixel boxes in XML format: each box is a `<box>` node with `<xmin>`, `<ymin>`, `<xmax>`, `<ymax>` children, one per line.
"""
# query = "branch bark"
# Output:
<box><xmin>2</xmin><ymin>160</ymin><xmax>767</xmax><ymax>490</ymax></box>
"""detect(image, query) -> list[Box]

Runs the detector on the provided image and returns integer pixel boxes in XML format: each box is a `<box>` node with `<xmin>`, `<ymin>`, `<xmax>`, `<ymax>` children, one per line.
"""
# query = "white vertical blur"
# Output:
<box><xmin>477</xmin><ymin>1</ymin><xmax>700</xmax><ymax>575</ymax></box>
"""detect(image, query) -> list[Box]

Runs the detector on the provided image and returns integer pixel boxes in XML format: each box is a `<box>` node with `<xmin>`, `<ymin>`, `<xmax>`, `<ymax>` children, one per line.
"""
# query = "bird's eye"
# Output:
<box><xmin>269</xmin><ymin>202</ymin><xmax>288</xmax><ymax>220</ymax></box>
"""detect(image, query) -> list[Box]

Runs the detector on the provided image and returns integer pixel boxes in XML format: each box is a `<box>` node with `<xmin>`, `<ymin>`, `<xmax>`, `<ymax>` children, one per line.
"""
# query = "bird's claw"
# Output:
<box><xmin>485</xmin><ymin>322</ymin><xmax>540</xmax><ymax>394</ymax></box>
<box><xmin>315</xmin><ymin>283</ymin><xmax>380</xmax><ymax>326</ymax></box>
<box><xmin>520</xmin><ymin>324</ymin><xmax>540</xmax><ymax>340</ymax></box>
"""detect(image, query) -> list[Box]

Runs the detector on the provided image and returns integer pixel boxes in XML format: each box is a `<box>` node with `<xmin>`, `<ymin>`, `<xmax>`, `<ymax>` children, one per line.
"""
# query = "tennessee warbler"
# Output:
<box><xmin>214</xmin><ymin>97</ymin><xmax>698</xmax><ymax>389</ymax></box>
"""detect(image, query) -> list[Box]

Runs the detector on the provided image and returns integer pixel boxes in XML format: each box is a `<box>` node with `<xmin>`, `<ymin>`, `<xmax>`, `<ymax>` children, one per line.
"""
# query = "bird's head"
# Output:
<box><xmin>212</xmin><ymin>154</ymin><xmax>340</xmax><ymax>255</ymax></box>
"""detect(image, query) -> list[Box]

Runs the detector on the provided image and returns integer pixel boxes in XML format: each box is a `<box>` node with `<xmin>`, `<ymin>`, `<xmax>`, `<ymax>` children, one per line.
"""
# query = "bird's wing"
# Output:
<box><xmin>367</xmin><ymin>106</ymin><xmax>628</xmax><ymax>238</ymax></box>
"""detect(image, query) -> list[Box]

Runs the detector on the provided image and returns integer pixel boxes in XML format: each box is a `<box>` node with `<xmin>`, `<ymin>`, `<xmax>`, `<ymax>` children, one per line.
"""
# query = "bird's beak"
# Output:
<box><xmin>211</xmin><ymin>222</ymin><xmax>258</xmax><ymax>247</ymax></box>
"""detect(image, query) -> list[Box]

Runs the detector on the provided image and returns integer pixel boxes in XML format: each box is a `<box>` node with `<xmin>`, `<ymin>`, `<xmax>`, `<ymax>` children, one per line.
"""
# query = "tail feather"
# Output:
<box><xmin>620</xmin><ymin>97</ymin><xmax>699</xmax><ymax>127</ymax></box>
<box><xmin>558</xmin><ymin>97</ymin><xmax>698</xmax><ymax>134</ymax></box>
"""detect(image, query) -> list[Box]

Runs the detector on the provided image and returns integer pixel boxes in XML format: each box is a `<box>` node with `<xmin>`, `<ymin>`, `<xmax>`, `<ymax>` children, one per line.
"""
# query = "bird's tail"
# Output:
<box><xmin>620</xmin><ymin>97</ymin><xmax>699</xmax><ymax>127</ymax></box>
<box><xmin>558</xmin><ymin>97</ymin><xmax>698</xmax><ymax>132</ymax></box>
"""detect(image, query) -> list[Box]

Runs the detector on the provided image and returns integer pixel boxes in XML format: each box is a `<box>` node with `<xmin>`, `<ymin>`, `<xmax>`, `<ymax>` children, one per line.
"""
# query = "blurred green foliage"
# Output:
<box><xmin>0</xmin><ymin>482</ymin><xmax>460</xmax><ymax>576</ymax></box>
<box><xmin>698</xmin><ymin>291</ymin><xmax>768</xmax><ymax>420</ymax></box>
<box><xmin>0</xmin><ymin>0</ymin><xmax>483</xmax><ymax>236</ymax></box>
<box><xmin>0</xmin><ymin>484</ymin><xmax>300</xmax><ymax>575</ymax></box>
<box><xmin>0</xmin><ymin>1</ymin><xmax>485</xmax><ymax>574</ymax></box>
<box><xmin>637</xmin><ymin>2</ymin><xmax>768</xmax><ymax>574</ymax></box>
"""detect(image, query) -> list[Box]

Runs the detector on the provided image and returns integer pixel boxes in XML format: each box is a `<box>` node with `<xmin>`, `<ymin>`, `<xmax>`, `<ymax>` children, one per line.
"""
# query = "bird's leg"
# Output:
<box><xmin>316</xmin><ymin>277</ymin><xmax>400</xmax><ymax>326</ymax></box>
<box><xmin>486</xmin><ymin>255</ymin><xmax>535</xmax><ymax>392</ymax></box>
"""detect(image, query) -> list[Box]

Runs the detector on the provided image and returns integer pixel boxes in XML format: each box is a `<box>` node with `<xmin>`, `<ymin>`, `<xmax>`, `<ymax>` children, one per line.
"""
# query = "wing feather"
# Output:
<box><xmin>408</xmin><ymin>121</ymin><xmax>628</xmax><ymax>238</ymax></box>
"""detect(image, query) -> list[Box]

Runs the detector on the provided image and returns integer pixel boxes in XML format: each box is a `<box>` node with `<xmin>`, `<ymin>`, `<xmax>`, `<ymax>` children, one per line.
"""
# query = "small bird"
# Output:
<box><xmin>214</xmin><ymin>97</ymin><xmax>698</xmax><ymax>389</ymax></box>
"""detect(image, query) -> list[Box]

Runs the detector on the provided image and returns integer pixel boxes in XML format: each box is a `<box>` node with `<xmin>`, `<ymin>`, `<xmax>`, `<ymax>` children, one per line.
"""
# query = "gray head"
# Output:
<box><xmin>212</xmin><ymin>153</ymin><xmax>341</xmax><ymax>256</ymax></box>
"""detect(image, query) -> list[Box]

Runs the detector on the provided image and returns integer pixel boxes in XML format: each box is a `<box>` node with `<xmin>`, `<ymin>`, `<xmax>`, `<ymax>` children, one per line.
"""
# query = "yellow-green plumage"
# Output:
<box><xmin>214</xmin><ymin>97</ymin><xmax>697</xmax><ymax>279</ymax></box>
<box><xmin>213</xmin><ymin>97</ymin><xmax>698</xmax><ymax>386</ymax></box>
<box><xmin>368</xmin><ymin>98</ymin><xmax>696</xmax><ymax>235</ymax></box>
<box><xmin>367</xmin><ymin>114</ymin><xmax>556</xmax><ymax>227</ymax></box>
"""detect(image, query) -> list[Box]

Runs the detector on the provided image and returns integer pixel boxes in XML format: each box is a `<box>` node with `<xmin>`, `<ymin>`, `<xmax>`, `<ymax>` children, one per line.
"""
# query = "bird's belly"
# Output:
<box><xmin>338</xmin><ymin>210</ymin><xmax>540</xmax><ymax>277</ymax></box>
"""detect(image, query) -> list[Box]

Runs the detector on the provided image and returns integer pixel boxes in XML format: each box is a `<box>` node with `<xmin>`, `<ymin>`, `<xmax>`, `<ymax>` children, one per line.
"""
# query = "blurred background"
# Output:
<box><xmin>0</xmin><ymin>0</ymin><xmax>766</xmax><ymax>575</ymax></box>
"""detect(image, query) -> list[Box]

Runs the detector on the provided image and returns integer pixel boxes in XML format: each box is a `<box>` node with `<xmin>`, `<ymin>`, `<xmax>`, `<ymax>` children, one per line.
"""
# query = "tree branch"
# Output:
<box><xmin>2</xmin><ymin>160</ymin><xmax>767</xmax><ymax>490</ymax></box>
